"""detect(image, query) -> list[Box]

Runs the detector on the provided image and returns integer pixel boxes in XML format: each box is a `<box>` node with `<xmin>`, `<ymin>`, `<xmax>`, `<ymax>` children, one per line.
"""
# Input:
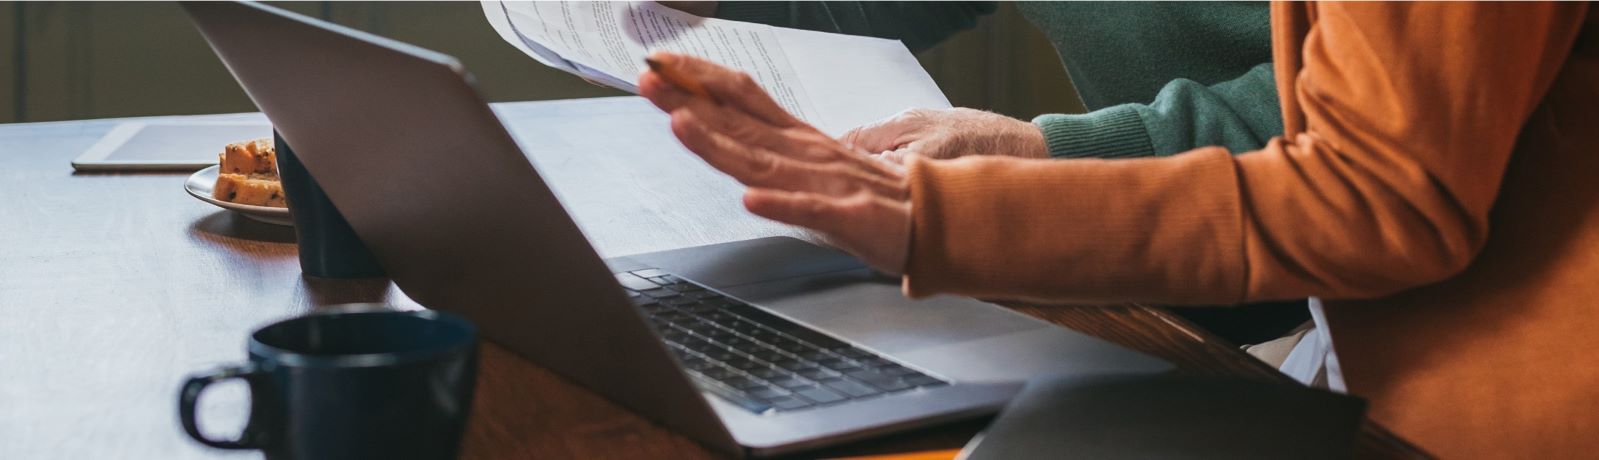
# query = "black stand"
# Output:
<box><xmin>275</xmin><ymin>131</ymin><xmax>386</xmax><ymax>279</ymax></box>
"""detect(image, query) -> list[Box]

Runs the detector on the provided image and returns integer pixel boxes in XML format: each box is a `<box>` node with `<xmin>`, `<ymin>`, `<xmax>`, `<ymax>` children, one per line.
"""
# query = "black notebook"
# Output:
<box><xmin>960</xmin><ymin>375</ymin><xmax>1367</xmax><ymax>460</ymax></box>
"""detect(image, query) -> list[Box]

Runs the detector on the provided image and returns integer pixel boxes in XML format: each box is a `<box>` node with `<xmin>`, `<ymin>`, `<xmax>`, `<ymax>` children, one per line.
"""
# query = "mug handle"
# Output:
<box><xmin>179</xmin><ymin>363</ymin><xmax>270</xmax><ymax>449</ymax></box>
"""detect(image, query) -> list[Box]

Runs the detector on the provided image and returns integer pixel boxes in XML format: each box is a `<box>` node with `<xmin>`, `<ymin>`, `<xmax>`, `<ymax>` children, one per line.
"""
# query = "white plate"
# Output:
<box><xmin>185</xmin><ymin>165</ymin><xmax>294</xmax><ymax>226</ymax></box>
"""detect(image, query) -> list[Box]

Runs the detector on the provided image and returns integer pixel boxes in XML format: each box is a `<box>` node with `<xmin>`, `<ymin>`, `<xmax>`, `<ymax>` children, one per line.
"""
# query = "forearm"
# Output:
<box><xmin>1032</xmin><ymin>63</ymin><xmax>1281</xmax><ymax>159</ymax></box>
<box><xmin>901</xmin><ymin>3</ymin><xmax>1583</xmax><ymax>306</ymax></box>
<box><xmin>903</xmin><ymin>138</ymin><xmax>1483</xmax><ymax>306</ymax></box>
<box><xmin>714</xmin><ymin>1</ymin><xmax>996</xmax><ymax>52</ymax></box>
<box><xmin>903</xmin><ymin>149</ymin><xmax>1250</xmax><ymax>305</ymax></box>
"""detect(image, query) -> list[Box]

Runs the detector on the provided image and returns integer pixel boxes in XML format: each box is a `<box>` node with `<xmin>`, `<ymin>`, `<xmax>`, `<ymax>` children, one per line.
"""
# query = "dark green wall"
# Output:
<box><xmin>0</xmin><ymin>2</ymin><xmax>1082</xmax><ymax>124</ymax></box>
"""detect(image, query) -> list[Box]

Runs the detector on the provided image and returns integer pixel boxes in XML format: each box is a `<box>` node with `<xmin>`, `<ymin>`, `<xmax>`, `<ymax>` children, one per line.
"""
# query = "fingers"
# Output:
<box><xmin>841</xmin><ymin>109</ymin><xmax>927</xmax><ymax>153</ymax></box>
<box><xmin>645</xmin><ymin>69</ymin><xmax>808</xmax><ymax>160</ymax></box>
<box><xmin>642</xmin><ymin>53</ymin><xmax>835</xmax><ymax>162</ymax></box>
<box><xmin>743</xmin><ymin>187</ymin><xmax>912</xmax><ymax>274</ymax></box>
<box><xmin>652</xmin><ymin>69</ymin><xmax>896</xmax><ymax>172</ymax></box>
<box><xmin>834</xmin><ymin>161</ymin><xmax>909</xmax><ymax>200</ymax></box>
<box><xmin>675</xmin><ymin>113</ymin><xmax>902</xmax><ymax>199</ymax></box>
<box><xmin>670</xmin><ymin>110</ymin><xmax>786</xmax><ymax>186</ymax></box>
<box><xmin>677</xmin><ymin>94</ymin><xmax>835</xmax><ymax>162</ymax></box>
<box><xmin>639</xmin><ymin>72</ymin><xmax>693</xmax><ymax>112</ymax></box>
<box><xmin>742</xmin><ymin>188</ymin><xmax>849</xmax><ymax>236</ymax></box>
<box><xmin>648</xmin><ymin>52</ymin><xmax>804</xmax><ymax>128</ymax></box>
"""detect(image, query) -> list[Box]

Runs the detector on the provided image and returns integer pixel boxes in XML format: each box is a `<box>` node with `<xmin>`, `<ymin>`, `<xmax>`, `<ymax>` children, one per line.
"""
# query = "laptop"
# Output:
<box><xmin>183</xmin><ymin>2</ymin><xmax>1170</xmax><ymax>456</ymax></box>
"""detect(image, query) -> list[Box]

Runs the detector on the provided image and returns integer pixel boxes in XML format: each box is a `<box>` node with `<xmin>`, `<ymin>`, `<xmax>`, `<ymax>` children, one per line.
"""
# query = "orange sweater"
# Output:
<box><xmin>905</xmin><ymin>2</ymin><xmax>1597</xmax><ymax>457</ymax></box>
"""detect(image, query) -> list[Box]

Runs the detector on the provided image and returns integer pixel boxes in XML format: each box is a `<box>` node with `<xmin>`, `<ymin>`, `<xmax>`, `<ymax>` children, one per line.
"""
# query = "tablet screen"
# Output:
<box><xmin>74</xmin><ymin>122</ymin><xmax>273</xmax><ymax>170</ymax></box>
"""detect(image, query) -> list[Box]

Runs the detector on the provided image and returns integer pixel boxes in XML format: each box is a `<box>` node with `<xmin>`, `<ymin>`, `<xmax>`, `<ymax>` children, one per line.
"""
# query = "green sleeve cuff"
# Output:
<box><xmin>713</xmin><ymin>2</ymin><xmax>792</xmax><ymax>24</ymax></box>
<box><xmin>1032</xmin><ymin>105</ymin><xmax>1157</xmax><ymax>159</ymax></box>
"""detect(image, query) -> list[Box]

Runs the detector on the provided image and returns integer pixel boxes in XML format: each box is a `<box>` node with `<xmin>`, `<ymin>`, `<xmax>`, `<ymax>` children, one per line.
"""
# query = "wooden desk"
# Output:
<box><xmin>0</xmin><ymin>97</ymin><xmax>1427</xmax><ymax>459</ymax></box>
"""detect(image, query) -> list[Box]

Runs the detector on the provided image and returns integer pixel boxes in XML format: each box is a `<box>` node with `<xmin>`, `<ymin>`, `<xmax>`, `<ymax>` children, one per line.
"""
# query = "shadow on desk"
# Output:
<box><xmin>295</xmin><ymin>276</ymin><xmax>397</xmax><ymax>310</ymax></box>
<box><xmin>188</xmin><ymin>210</ymin><xmax>296</xmax><ymax>244</ymax></box>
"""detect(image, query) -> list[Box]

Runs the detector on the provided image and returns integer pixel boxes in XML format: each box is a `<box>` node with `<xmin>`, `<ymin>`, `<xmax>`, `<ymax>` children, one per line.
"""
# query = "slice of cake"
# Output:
<box><xmin>213</xmin><ymin>138</ymin><xmax>287</xmax><ymax>208</ymax></box>
<box><xmin>218</xmin><ymin>138</ymin><xmax>278</xmax><ymax>177</ymax></box>
<box><xmin>213</xmin><ymin>173</ymin><xmax>287</xmax><ymax>208</ymax></box>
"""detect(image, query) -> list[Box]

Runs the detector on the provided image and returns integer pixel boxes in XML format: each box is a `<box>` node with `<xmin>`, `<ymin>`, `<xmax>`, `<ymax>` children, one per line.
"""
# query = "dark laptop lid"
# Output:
<box><xmin>961</xmin><ymin>375</ymin><xmax>1367</xmax><ymax>460</ymax></box>
<box><xmin>182</xmin><ymin>2</ymin><xmax>739</xmax><ymax>455</ymax></box>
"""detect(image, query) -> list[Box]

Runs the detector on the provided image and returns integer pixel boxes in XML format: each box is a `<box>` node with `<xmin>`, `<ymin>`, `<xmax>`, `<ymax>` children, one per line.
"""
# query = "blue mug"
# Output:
<box><xmin>179</xmin><ymin>307</ymin><xmax>478</xmax><ymax>460</ymax></box>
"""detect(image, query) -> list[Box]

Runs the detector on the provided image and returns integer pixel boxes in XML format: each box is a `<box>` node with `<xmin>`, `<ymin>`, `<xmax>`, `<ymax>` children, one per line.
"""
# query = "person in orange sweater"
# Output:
<box><xmin>641</xmin><ymin>2</ymin><xmax>1596</xmax><ymax>457</ymax></box>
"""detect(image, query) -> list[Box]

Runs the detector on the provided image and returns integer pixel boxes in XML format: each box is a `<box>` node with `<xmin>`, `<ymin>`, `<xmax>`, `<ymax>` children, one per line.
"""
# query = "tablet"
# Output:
<box><xmin>71</xmin><ymin>121</ymin><xmax>273</xmax><ymax>171</ymax></box>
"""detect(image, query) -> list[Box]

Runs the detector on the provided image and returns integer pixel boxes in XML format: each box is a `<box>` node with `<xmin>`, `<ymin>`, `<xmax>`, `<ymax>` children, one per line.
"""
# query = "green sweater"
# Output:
<box><xmin>716</xmin><ymin>1</ymin><xmax>1281</xmax><ymax>159</ymax></box>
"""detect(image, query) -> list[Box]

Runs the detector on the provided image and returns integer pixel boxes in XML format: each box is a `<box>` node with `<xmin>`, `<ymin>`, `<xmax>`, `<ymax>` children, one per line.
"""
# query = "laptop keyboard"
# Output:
<box><xmin>616</xmin><ymin>269</ymin><xmax>948</xmax><ymax>415</ymax></box>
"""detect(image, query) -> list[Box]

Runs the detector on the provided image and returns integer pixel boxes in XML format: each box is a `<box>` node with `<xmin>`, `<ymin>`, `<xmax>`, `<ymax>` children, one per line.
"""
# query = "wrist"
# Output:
<box><xmin>1032</xmin><ymin>106</ymin><xmax>1155</xmax><ymax>159</ymax></box>
<box><xmin>1018</xmin><ymin>124</ymin><xmax>1048</xmax><ymax>159</ymax></box>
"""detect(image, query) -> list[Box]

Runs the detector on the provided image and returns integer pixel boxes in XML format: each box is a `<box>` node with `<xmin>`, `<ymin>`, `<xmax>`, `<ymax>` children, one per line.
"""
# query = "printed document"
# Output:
<box><xmin>481</xmin><ymin>1</ymin><xmax>950</xmax><ymax>135</ymax></box>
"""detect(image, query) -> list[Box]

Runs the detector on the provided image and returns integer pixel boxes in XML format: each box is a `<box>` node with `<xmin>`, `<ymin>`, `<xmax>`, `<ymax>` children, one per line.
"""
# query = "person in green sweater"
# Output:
<box><xmin>666</xmin><ymin>1</ymin><xmax>1302</xmax><ymax>344</ymax></box>
<box><xmin>667</xmin><ymin>1</ymin><xmax>1281</xmax><ymax>162</ymax></box>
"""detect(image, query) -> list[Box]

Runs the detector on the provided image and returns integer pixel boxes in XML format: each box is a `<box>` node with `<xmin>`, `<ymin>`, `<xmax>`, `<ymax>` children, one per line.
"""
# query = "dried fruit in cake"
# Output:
<box><xmin>213</xmin><ymin>173</ymin><xmax>287</xmax><ymax>208</ymax></box>
<box><xmin>213</xmin><ymin>138</ymin><xmax>286</xmax><ymax>208</ymax></box>
<box><xmin>218</xmin><ymin>138</ymin><xmax>278</xmax><ymax>178</ymax></box>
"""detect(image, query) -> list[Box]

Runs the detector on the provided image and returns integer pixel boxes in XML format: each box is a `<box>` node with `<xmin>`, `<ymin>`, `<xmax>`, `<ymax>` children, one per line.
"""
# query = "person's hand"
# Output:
<box><xmin>842</xmin><ymin>108</ymin><xmax>1049</xmax><ymax>163</ymax></box>
<box><xmin>639</xmin><ymin>52</ymin><xmax>912</xmax><ymax>274</ymax></box>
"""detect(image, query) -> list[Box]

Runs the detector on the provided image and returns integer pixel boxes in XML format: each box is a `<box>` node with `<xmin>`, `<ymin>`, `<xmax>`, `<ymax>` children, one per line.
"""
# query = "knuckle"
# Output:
<box><xmin>835</xmin><ymin>192</ymin><xmax>872</xmax><ymax>216</ymax></box>
<box><xmin>670</xmin><ymin>112</ymin><xmax>694</xmax><ymax>130</ymax></box>
<box><xmin>670</xmin><ymin>114</ymin><xmax>700</xmax><ymax>142</ymax></box>
<box><xmin>784</xmin><ymin>130</ymin><xmax>832</xmax><ymax>156</ymax></box>
<box><xmin>735</xmin><ymin>73</ymin><xmax>759</xmax><ymax>91</ymax></box>
<box><xmin>806</xmin><ymin>197</ymin><xmax>832</xmax><ymax>218</ymax></box>
<box><xmin>819</xmin><ymin>163</ymin><xmax>862</xmax><ymax>194</ymax></box>
<box><xmin>725</xmin><ymin>117</ymin><xmax>757</xmax><ymax>140</ymax></box>
<box><xmin>749</xmin><ymin>155</ymin><xmax>784</xmax><ymax>182</ymax></box>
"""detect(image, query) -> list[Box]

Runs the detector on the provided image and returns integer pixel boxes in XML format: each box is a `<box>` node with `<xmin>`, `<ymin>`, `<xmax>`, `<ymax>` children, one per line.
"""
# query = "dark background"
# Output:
<box><xmin>0</xmin><ymin>1</ymin><xmax>1085</xmax><ymax>124</ymax></box>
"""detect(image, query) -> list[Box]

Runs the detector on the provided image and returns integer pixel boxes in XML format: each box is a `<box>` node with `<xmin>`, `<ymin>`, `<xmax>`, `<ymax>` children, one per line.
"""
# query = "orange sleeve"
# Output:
<box><xmin>903</xmin><ymin>3</ymin><xmax>1587</xmax><ymax>305</ymax></box>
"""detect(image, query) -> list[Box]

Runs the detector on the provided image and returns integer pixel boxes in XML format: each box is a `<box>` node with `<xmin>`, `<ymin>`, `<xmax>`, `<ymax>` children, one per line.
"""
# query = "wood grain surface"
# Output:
<box><xmin>0</xmin><ymin>97</ymin><xmax>1426</xmax><ymax>459</ymax></box>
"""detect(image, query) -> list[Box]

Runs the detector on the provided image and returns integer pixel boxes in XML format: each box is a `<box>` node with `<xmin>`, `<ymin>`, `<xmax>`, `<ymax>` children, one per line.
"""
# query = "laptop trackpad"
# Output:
<box><xmin>719</xmin><ymin>268</ymin><xmax>1043</xmax><ymax>354</ymax></box>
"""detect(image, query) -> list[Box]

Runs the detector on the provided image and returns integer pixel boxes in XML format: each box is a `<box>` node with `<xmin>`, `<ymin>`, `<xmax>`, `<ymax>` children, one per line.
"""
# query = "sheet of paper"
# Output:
<box><xmin>773</xmin><ymin>26</ymin><xmax>952</xmax><ymax>135</ymax></box>
<box><xmin>484</xmin><ymin>1</ymin><xmax>817</xmax><ymax>121</ymax></box>
<box><xmin>482</xmin><ymin>1</ymin><xmax>575</xmax><ymax>72</ymax></box>
<box><xmin>482</xmin><ymin>1</ymin><xmax>950</xmax><ymax>135</ymax></box>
